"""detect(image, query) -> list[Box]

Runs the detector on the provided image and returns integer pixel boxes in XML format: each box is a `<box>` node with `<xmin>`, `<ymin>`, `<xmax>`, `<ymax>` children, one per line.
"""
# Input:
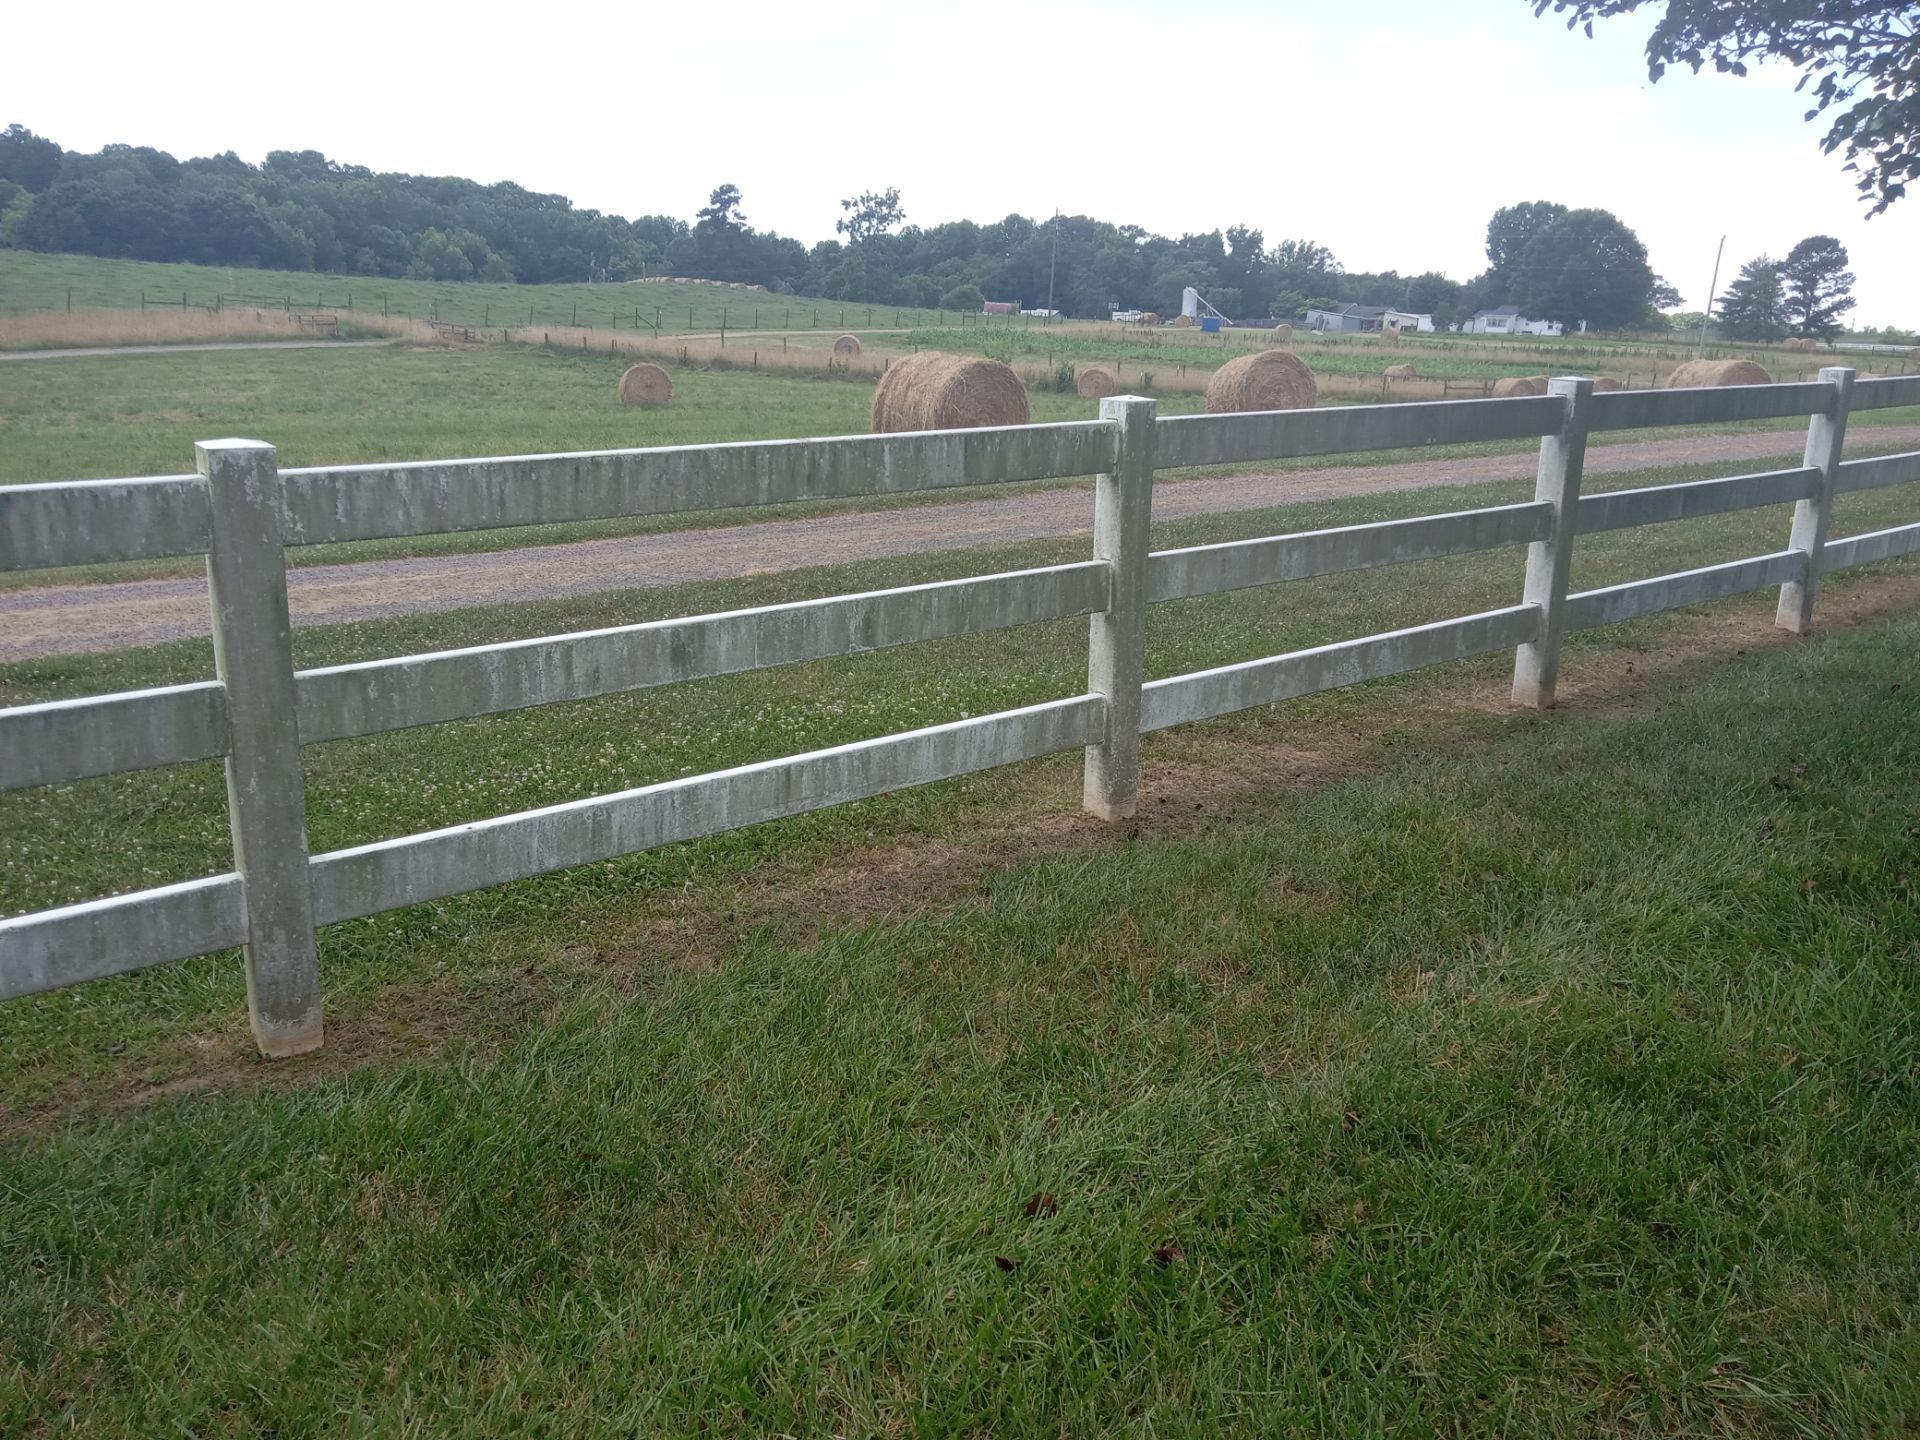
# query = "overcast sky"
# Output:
<box><xmin>10</xmin><ymin>0</ymin><xmax>1917</xmax><ymax>324</ymax></box>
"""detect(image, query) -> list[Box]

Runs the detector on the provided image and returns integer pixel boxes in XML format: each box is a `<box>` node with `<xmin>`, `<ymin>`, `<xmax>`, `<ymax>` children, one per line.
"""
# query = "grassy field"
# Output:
<box><xmin>0</xmin><ymin>249</ymin><xmax>943</xmax><ymax>338</ymax></box>
<box><xmin>2</xmin><ymin>548</ymin><xmax>1918</xmax><ymax>1433</ymax></box>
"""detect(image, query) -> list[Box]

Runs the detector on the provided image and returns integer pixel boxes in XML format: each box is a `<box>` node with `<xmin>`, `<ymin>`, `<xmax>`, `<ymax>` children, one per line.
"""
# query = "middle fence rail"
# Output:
<box><xmin>3</xmin><ymin>370</ymin><xmax>1918</xmax><ymax>1054</ymax></box>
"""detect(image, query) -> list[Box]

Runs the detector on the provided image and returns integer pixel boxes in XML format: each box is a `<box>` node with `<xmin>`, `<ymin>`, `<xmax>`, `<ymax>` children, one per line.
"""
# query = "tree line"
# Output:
<box><xmin>0</xmin><ymin>123</ymin><xmax>1789</xmax><ymax>335</ymax></box>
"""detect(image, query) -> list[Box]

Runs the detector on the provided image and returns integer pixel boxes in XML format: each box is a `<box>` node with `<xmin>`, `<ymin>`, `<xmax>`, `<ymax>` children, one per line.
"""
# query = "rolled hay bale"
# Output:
<box><xmin>1379</xmin><ymin>324</ymin><xmax>1401</xmax><ymax>342</ymax></box>
<box><xmin>1271</xmin><ymin>323</ymin><xmax>1293</xmax><ymax>342</ymax></box>
<box><xmin>1491</xmin><ymin>376</ymin><xmax>1545</xmax><ymax>398</ymax></box>
<box><xmin>1204</xmin><ymin>349</ymin><xmax>1318</xmax><ymax>414</ymax></box>
<box><xmin>1667</xmin><ymin>358</ymin><xmax>1773</xmax><ymax>389</ymax></box>
<box><xmin>833</xmin><ymin>333</ymin><xmax>862</xmax><ymax>357</ymax></box>
<box><xmin>870</xmin><ymin>351</ymin><xmax>1030</xmax><ymax>433</ymax></box>
<box><xmin>1590</xmin><ymin>377</ymin><xmax>1624</xmax><ymax>392</ymax></box>
<box><xmin>1142</xmin><ymin>312</ymin><xmax>1161</xmax><ymax>326</ymax></box>
<box><xmin>1787</xmin><ymin>337</ymin><xmax>1818</xmax><ymax>352</ymax></box>
<box><xmin>1076</xmin><ymin>366</ymin><xmax>1118</xmax><ymax>399</ymax></box>
<box><xmin>1384</xmin><ymin>363</ymin><xmax>1417</xmax><ymax>380</ymax></box>
<box><xmin>1172</xmin><ymin>313</ymin><xmax>1194</xmax><ymax>327</ymax></box>
<box><xmin>618</xmin><ymin>362</ymin><xmax>673</xmax><ymax>407</ymax></box>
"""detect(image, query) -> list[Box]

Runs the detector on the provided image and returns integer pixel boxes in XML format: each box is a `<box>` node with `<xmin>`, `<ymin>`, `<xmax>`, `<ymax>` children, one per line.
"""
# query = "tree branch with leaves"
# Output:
<box><xmin>1532</xmin><ymin>0</ymin><xmax>1919</xmax><ymax>214</ymax></box>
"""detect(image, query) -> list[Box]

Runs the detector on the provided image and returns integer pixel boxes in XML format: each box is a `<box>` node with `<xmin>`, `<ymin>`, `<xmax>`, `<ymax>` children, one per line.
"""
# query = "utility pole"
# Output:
<box><xmin>1697</xmin><ymin>234</ymin><xmax>1725</xmax><ymax>357</ymax></box>
<box><xmin>1045</xmin><ymin>208</ymin><xmax>1060</xmax><ymax>321</ymax></box>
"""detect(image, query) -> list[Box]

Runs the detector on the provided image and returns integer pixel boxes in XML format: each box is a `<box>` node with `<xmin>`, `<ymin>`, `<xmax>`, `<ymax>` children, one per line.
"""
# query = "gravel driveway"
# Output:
<box><xmin>6</xmin><ymin>425</ymin><xmax>1916</xmax><ymax>660</ymax></box>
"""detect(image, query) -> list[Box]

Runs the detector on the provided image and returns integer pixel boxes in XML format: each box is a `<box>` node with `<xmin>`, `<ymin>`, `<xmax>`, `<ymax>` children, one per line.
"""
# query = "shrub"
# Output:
<box><xmin>939</xmin><ymin>282</ymin><xmax>985</xmax><ymax>313</ymax></box>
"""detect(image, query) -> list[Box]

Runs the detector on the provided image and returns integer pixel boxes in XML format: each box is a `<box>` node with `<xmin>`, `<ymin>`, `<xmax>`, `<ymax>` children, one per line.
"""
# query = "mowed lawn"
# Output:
<box><xmin>3</xmin><ymin>594</ymin><xmax>1919</xmax><ymax>1436</ymax></box>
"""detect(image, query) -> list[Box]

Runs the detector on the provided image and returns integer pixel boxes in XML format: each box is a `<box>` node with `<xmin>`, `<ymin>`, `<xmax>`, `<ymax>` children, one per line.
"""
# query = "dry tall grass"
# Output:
<box><xmin>0</xmin><ymin>307</ymin><xmax>431</xmax><ymax>351</ymax></box>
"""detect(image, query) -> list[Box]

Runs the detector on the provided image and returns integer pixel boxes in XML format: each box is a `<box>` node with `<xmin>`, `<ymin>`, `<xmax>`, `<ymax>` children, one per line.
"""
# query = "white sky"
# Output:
<box><xmin>9</xmin><ymin>0</ymin><xmax>1917</xmax><ymax>324</ymax></box>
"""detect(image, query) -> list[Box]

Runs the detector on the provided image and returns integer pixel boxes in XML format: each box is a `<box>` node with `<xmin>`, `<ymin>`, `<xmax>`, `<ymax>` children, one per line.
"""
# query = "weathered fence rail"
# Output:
<box><xmin>4</xmin><ymin>368</ymin><xmax>1918</xmax><ymax>1054</ymax></box>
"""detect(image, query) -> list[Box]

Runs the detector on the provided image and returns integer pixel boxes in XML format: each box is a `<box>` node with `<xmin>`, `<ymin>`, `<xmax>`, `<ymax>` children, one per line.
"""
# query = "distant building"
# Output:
<box><xmin>1305</xmin><ymin>303</ymin><xmax>1390</xmax><ymax>332</ymax></box>
<box><xmin>1463</xmin><ymin>305</ymin><xmax>1564</xmax><ymax>337</ymax></box>
<box><xmin>1301</xmin><ymin>303</ymin><xmax>1430</xmax><ymax>333</ymax></box>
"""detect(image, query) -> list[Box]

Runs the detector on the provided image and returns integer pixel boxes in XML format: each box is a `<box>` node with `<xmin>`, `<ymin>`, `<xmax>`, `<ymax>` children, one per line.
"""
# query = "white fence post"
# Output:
<box><xmin>1775</xmin><ymin>364</ymin><xmax>1854</xmax><ymax>633</ymax></box>
<box><xmin>1083</xmin><ymin>394</ymin><xmax>1157</xmax><ymax>820</ymax></box>
<box><xmin>198</xmin><ymin>439</ymin><xmax>323</xmax><ymax>1057</ymax></box>
<box><xmin>1511</xmin><ymin>375</ymin><xmax>1593</xmax><ymax>709</ymax></box>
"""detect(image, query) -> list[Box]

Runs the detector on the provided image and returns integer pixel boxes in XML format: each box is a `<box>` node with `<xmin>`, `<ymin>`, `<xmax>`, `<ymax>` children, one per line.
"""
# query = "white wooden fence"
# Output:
<box><xmin>3</xmin><ymin>368</ymin><xmax>1917</xmax><ymax>1054</ymax></box>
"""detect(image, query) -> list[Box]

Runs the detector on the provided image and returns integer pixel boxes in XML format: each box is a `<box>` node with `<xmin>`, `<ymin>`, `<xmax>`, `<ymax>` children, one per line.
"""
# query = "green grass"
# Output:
<box><xmin>0</xmin><ymin>249</ymin><xmax>938</xmax><ymax>335</ymax></box>
<box><xmin>3</xmin><ymin>574</ymin><xmax>1918</xmax><ymax>1435</ymax></box>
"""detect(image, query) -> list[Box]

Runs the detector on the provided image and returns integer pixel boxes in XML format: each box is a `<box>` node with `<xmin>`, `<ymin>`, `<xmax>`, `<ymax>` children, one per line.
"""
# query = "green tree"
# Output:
<box><xmin>1485</xmin><ymin>200</ymin><xmax>1569</xmax><ymax>288</ymax></box>
<box><xmin>836</xmin><ymin>187</ymin><xmax>904</xmax><ymax>243</ymax></box>
<box><xmin>1510</xmin><ymin>207</ymin><xmax>1655</xmax><ymax>330</ymax></box>
<box><xmin>695</xmin><ymin>183</ymin><xmax>745</xmax><ymax>231</ymax></box>
<box><xmin>1779</xmin><ymin>234</ymin><xmax>1857</xmax><ymax>338</ymax></box>
<box><xmin>939</xmin><ymin>282</ymin><xmax>985</xmax><ymax>312</ymax></box>
<box><xmin>1715</xmin><ymin>256</ymin><xmax>1789</xmax><ymax>341</ymax></box>
<box><xmin>1532</xmin><ymin>1</ymin><xmax>1919</xmax><ymax>213</ymax></box>
<box><xmin>0</xmin><ymin>124</ymin><xmax>62</xmax><ymax>192</ymax></box>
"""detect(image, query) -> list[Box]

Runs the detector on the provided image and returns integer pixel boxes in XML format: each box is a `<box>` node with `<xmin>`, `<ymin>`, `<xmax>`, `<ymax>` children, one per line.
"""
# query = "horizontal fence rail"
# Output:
<box><xmin>1575</xmin><ymin>467</ymin><xmax>1818</xmax><ymax>534</ymax></box>
<box><xmin>295</xmin><ymin>562</ymin><xmax>1111</xmax><ymax>743</ymax></box>
<box><xmin>280</xmin><ymin>423</ymin><xmax>1120</xmax><ymax>545</ymax></box>
<box><xmin>1149</xmin><ymin>502</ymin><xmax>1550</xmax><ymax>602</ymax></box>
<box><xmin>3</xmin><ymin>368</ymin><xmax>1917</xmax><ymax>1053</ymax></box>
<box><xmin>1565</xmin><ymin>551</ymin><xmax>1806</xmax><ymax>632</ymax></box>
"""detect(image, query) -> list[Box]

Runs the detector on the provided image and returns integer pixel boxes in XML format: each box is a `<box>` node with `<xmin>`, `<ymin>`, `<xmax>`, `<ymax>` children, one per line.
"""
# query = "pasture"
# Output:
<box><xmin>4</xmin><ymin>316</ymin><xmax>1920</xmax><ymax>1435</ymax></box>
<box><xmin>0</xmin><ymin>249</ymin><xmax>938</xmax><ymax>341</ymax></box>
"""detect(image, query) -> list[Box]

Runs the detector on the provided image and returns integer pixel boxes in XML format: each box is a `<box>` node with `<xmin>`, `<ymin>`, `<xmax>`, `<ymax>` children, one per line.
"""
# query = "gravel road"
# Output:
<box><xmin>6</xmin><ymin>425</ymin><xmax>1916</xmax><ymax>660</ymax></box>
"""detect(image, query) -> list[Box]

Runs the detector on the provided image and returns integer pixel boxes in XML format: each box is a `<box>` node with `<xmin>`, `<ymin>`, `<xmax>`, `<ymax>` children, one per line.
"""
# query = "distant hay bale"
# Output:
<box><xmin>870</xmin><ymin>351</ymin><xmax>1030</xmax><ymax>433</ymax></box>
<box><xmin>1590</xmin><ymin>377</ymin><xmax>1624</xmax><ymax>392</ymax></box>
<box><xmin>1141</xmin><ymin>312</ymin><xmax>1161</xmax><ymax>325</ymax></box>
<box><xmin>1667</xmin><ymin>358</ymin><xmax>1773</xmax><ymax>389</ymax></box>
<box><xmin>1271</xmin><ymin>323</ymin><xmax>1293</xmax><ymax>342</ymax></box>
<box><xmin>1172</xmin><ymin>314</ymin><xmax>1194</xmax><ymax>327</ymax></box>
<box><xmin>1204</xmin><ymin>349</ymin><xmax>1318</xmax><ymax>414</ymax></box>
<box><xmin>1784</xmin><ymin>337</ymin><xmax>1818</xmax><ymax>352</ymax></box>
<box><xmin>1379</xmin><ymin>324</ymin><xmax>1401</xmax><ymax>341</ymax></box>
<box><xmin>1076</xmin><ymin>366</ymin><xmax>1118</xmax><ymax>399</ymax></box>
<box><xmin>1384</xmin><ymin>363</ymin><xmax>1417</xmax><ymax>380</ymax></box>
<box><xmin>833</xmin><ymin>333</ymin><xmax>862</xmax><ymax>357</ymax></box>
<box><xmin>617</xmin><ymin>362</ymin><xmax>673</xmax><ymax>407</ymax></box>
<box><xmin>1491</xmin><ymin>376</ymin><xmax>1546</xmax><ymax>398</ymax></box>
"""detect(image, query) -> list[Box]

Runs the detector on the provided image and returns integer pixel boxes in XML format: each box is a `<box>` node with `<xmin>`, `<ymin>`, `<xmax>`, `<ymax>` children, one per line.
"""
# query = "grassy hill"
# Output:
<box><xmin>0</xmin><ymin>250</ymin><xmax>946</xmax><ymax>334</ymax></box>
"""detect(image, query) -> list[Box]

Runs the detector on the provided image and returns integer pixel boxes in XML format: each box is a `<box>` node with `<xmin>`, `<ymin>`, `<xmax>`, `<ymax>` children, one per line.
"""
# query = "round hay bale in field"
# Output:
<box><xmin>1142</xmin><ymin>312</ymin><xmax>1161</xmax><ymax>326</ymax></box>
<box><xmin>870</xmin><ymin>351</ymin><xmax>1030</xmax><ymax>433</ymax></box>
<box><xmin>1491</xmin><ymin>376</ymin><xmax>1545</xmax><ymax>398</ymax></box>
<box><xmin>1271</xmin><ymin>323</ymin><xmax>1293</xmax><ymax>342</ymax></box>
<box><xmin>1204</xmin><ymin>349</ymin><xmax>1318</xmax><ymax>414</ymax></box>
<box><xmin>833</xmin><ymin>333</ymin><xmax>862</xmax><ymax>357</ymax></box>
<box><xmin>1590</xmin><ymin>376</ymin><xmax>1624</xmax><ymax>392</ymax></box>
<box><xmin>1172</xmin><ymin>313</ymin><xmax>1194</xmax><ymax>327</ymax></box>
<box><xmin>1667</xmin><ymin>358</ymin><xmax>1773</xmax><ymax>389</ymax></box>
<box><xmin>1379</xmin><ymin>324</ymin><xmax>1401</xmax><ymax>342</ymax></box>
<box><xmin>618</xmin><ymin>362</ymin><xmax>674</xmax><ymax>407</ymax></box>
<box><xmin>1076</xmin><ymin>366</ymin><xmax>1118</xmax><ymax>399</ymax></box>
<box><xmin>1384</xmin><ymin>363</ymin><xmax>1417</xmax><ymax>380</ymax></box>
<box><xmin>1785</xmin><ymin>337</ymin><xmax>1818</xmax><ymax>352</ymax></box>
